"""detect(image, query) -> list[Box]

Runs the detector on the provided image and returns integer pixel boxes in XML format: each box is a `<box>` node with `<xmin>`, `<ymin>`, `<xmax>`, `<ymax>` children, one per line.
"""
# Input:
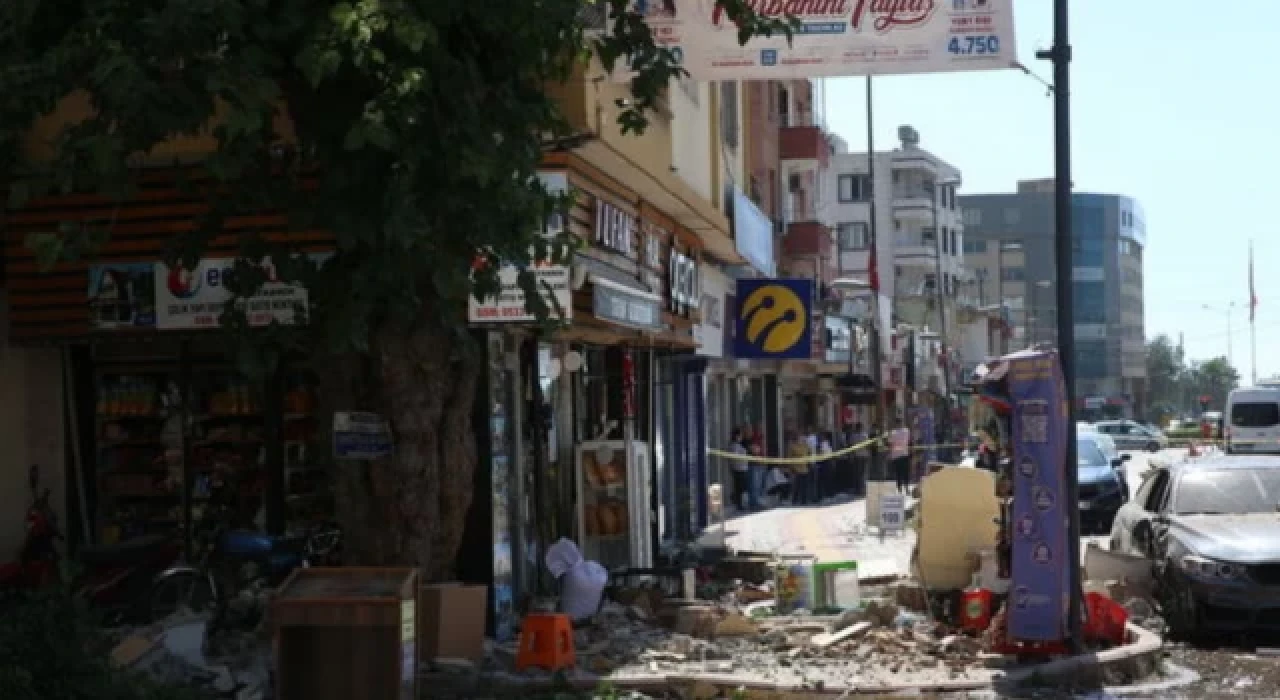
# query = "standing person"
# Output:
<box><xmin>742</xmin><ymin>424</ymin><xmax>763</xmax><ymax>511</ymax></box>
<box><xmin>888</xmin><ymin>418</ymin><xmax>912</xmax><ymax>494</ymax></box>
<box><xmin>850</xmin><ymin>421</ymin><xmax>869</xmax><ymax>497</ymax></box>
<box><xmin>816</xmin><ymin>431</ymin><xmax>835</xmax><ymax>501</ymax></box>
<box><xmin>727</xmin><ymin>427</ymin><xmax>750</xmax><ymax>512</ymax></box>
<box><xmin>786</xmin><ymin>431</ymin><xmax>812</xmax><ymax>505</ymax></box>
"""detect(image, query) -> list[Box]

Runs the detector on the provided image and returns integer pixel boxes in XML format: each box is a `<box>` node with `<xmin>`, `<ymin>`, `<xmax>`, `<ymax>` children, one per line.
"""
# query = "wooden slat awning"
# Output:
<box><xmin>2</xmin><ymin>172</ymin><xmax>334</xmax><ymax>343</ymax></box>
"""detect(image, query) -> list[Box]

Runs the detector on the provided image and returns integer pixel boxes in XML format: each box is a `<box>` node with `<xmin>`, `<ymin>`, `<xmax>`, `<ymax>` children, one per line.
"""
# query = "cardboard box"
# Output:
<box><xmin>418</xmin><ymin>583</ymin><xmax>488</xmax><ymax>662</ymax></box>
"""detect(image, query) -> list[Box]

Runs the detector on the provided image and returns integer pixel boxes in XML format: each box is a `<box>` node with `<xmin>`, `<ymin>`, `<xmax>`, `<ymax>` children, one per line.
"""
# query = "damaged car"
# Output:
<box><xmin>1109</xmin><ymin>455</ymin><xmax>1280</xmax><ymax>638</ymax></box>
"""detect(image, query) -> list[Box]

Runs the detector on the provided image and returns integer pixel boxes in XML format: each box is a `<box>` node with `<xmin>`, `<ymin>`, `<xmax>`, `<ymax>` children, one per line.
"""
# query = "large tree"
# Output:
<box><xmin>1145</xmin><ymin>334</ymin><xmax>1185</xmax><ymax>417</ymax></box>
<box><xmin>1185</xmin><ymin>357</ymin><xmax>1240</xmax><ymax>412</ymax></box>
<box><xmin>0</xmin><ymin>1</ymin><xmax>787</xmax><ymax>578</ymax></box>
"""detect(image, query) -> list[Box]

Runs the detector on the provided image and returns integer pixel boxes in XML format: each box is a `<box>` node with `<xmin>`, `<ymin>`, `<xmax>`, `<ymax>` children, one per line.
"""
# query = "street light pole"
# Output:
<box><xmin>865</xmin><ymin>76</ymin><xmax>889</xmax><ymax>442</ymax></box>
<box><xmin>1038</xmin><ymin>0</ymin><xmax>1083</xmax><ymax>652</ymax></box>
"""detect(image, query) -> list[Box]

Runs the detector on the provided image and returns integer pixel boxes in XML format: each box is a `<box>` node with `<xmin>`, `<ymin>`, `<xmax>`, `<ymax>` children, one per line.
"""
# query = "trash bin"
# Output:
<box><xmin>272</xmin><ymin>567</ymin><xmax>419</xmax><ymax>700</ymax></box>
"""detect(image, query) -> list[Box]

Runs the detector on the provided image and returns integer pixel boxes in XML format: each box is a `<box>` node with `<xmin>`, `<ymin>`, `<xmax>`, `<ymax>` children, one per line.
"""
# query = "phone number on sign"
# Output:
<box><xmin>947</xmin><ymin>35</ymin><xmax>1001</xmax><ymax>56</ymax></box>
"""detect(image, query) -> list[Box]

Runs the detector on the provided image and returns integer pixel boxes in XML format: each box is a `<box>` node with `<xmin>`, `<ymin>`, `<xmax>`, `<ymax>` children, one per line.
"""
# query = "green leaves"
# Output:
<box><xmin>0</xmin><ymin>0</ymin><xmax>777</xmax><ymax>362</ymax></box>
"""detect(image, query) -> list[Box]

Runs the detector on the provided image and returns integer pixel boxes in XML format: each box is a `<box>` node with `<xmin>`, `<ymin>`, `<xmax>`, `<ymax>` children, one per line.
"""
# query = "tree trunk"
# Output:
<box><xmin>320</xmin><ymin>319</ymin><xmax>479</xmax><ymax>582</ymax></box>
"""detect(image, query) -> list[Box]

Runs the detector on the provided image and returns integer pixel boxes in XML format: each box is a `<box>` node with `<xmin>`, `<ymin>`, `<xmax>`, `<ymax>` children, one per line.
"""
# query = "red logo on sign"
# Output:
<box><xmin>851</xmin><ymin>0</ymin><xmax>936</xmax><ymax>32</ymax></box>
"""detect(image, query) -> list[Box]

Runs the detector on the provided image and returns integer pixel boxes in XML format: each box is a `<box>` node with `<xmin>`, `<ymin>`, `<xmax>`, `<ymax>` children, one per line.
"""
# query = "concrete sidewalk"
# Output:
<box><xmin>700</xmin><ymin>495</ymin><xmax>918</xmax><ymax>582</ymax></box>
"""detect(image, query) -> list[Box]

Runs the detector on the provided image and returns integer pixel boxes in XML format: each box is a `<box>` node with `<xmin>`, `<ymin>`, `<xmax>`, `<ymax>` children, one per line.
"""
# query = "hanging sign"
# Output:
<box><xmin>469</xmin><ymin>171</ymin><xmax>574</xmax><ymax>323</ymax></box>
<box><xmin>641</xmin><ymin>0</ymin><xmax>1018</xmax><ymax>81</ymax></box>
<box><xmin>733</xmin><ymin>278</ymin><xmax>814</xmax><ymax>360</ymax></box>
<box><xmin>333</xmin><ymin>411</ymin><xmax>394</xmax><ymax>460</ymax></box>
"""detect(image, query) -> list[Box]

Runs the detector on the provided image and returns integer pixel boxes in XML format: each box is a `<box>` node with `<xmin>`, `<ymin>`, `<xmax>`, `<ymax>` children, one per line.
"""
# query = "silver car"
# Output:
<box><xmin>1095</xmin><ymin>420</ymin><xmax>1166</xmax><ymax>452</ymax></box>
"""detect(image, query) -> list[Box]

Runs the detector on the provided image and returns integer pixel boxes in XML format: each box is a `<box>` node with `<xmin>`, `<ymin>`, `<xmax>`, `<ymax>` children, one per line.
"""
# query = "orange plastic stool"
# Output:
<box><xmin>515</xmin><ymin>613</ymin><xmax>576</xmax><ymax>671</ymax></box>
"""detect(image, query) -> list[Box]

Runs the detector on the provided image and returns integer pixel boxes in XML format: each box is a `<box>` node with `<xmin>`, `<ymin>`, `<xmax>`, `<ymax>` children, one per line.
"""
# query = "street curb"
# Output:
<box><xmin>994</xmin><ymin>622</ymin><xmax>1163</xmax><ymax>691</ymax></box>
<box><xmin>1102</xmin><ymin>660</ymin><xmax>1199</xmax><ymax>696</ymax></box>
<box><xmin>597</xmin><ymin>622</ymin><xmax>1165</xmax><ymax>697</ymax></box>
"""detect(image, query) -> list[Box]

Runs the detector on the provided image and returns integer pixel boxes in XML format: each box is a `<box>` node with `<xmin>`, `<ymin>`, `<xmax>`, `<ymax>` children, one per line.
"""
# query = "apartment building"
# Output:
<box><xmin>820</xmin><ymin>126</ymin><xmax>974</xmax><ymax>403</ymax></box>
<box><xmin>959</xmin><ymin>180</ymin><xmax>1148</xmax><ymax>417</ymax></box>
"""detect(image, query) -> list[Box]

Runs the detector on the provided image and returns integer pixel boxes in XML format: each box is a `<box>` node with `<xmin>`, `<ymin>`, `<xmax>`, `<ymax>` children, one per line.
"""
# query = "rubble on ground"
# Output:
<box><xmin>109</xmin><ymin>612</ymin><xmax>271</xmax><ymax>700</ymax></box>
<box><xmin>428</xmin><ymin>582</ymin><xmax>1007</xmax><ymax>693</ymax></box>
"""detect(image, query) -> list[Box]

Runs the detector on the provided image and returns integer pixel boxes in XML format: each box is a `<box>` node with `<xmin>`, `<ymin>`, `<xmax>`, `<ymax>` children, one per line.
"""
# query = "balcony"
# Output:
<box><xmin>893</xmin><ymin>234</ymin><xmax>939</xmax><ymax>267</ymax></box>
<box><xmin>782</xmin><ymin>192</ymin><xmax>830</xmax><ymax>257</ymax></box>
<box><xmin>782</xmin><ymin>221</ymin><xmax>831</xmax><ymax>257</ymax></box>
<box><xmin>779</xmin><ymin>111</ymin><xmax>830</xmax><ymax>166</ymax></box>
<box><xmin>891</xmin><ymin>185</ymin><xmax>937</xmax><ymax>222</ymax></box>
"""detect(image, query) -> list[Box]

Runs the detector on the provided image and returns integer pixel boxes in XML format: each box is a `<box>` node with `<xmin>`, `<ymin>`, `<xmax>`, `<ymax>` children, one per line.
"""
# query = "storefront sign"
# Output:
<box><xmin>89</xmin><ymin>263</ymin><xmax>158</xmax><ymax>329</ymax></box>
<box><xmin>733</xmin><ymin>278</ymin><xmax>813</xmax><ymax>360</ymax></box>
<box><xmin>469</xmin><ymin>172</ymin><xmax>573</xmax><ymax>323</ymax></box>
<box><xmin>731</xmin><ymin>190</ymin><xmax>775</xmax><ymax>277</ymax></box>
<box><xmin>643</xmin><ymin>0</ymin><xmax>1018</xmax><ymax>81</ymax></box>
<box><xmin>333</xmin><ymin>411</ymin><xmax>394</xmax><ymax>460</ymax></box>
<box><xmin>1008</xmin><ymin>352</ymin><xmax>1069</xmax><ymax>642</ymax></box>
<box><xmin>154</xmin><ymin>256</ymin><xmax>321</xmax><ymax>329</ymax></box>
<box><xmin>669</xmin><ymin>249</ymin><xmax>699</xmax><ymax>315</ymax></box>
<box><xmin>595</xmin><ymin>199</ymin><xmax>635</xmax><ymax>257</ymax></box>
<box><xmin>468</xmin><ymin>263</ymin><xmax>572</xmax><ymax>322</ymax></box>
<box><xmin>593</xmin><ymin>278</ymin><xmax>663</xmax><ymax>331</ymax></box>
<box><xmin>694</xmin><ymin>265</ymin><xmax>728</xmax><ymax>358</ymax></box>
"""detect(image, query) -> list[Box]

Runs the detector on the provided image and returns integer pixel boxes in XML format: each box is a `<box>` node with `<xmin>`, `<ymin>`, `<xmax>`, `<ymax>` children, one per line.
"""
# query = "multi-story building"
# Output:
<box><xmin>819</xmin><ymin>126</ymin><xmax>972</xmax><ymax>414</ymax></box>
<box><xmin>959</xmin><ymin>179</ymin><xmax>1148</xmax><ymax>417</ymax></box>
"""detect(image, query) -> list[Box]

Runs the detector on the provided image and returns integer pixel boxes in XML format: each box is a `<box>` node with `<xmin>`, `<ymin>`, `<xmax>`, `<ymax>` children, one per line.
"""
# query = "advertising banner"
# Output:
<box><xmin>468</xmin><ymin>171</ymin><xmax>573</xmax><ymax>323</ymax></box>
<box><xmin>733</xmin><ymin>278</ymin><xmax>813</xmax><ymax>360</ymax></box>
<box><xmin>88</xmin><ymin>263</ymin><xmax>157</xmax><ymax>330</ymax></box>
<box><xmin>1007</xmin><ymin>351</ymin><xmax>1069</xmax><ymax>642</ymax></box>
<box><xmin>644</xmin><ymin>0</ymin><xmax>1017</xmax><ymax>81</ymax></box>
<box><xmin>155</xmin><ymin>256</ymin><xmax>320</xmax><ymax>330</ymax></box>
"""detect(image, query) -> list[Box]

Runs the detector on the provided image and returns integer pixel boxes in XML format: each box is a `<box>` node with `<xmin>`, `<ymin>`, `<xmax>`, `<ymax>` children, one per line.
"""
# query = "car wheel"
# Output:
<box><xmin>1147</xmin><ymin>441</ymin><xmax>1160</xmax><ymax>453</ymax></box>
<box><xmin>1159</xmin><ymin>568</ymin><xmax>1204</xmax><ymax>643</ymax></box>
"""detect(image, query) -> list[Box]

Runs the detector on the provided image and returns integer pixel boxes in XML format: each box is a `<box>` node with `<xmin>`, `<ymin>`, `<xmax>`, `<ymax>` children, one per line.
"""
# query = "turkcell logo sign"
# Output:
<box><xmin>732</xmin><ymin>278</ymin><xmax>813</xmax><ymax>360</ymax></box>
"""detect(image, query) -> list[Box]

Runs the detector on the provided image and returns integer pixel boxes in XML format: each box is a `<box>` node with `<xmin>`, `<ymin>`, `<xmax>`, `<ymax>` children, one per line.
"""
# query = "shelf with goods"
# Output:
<box><xmin>280</xmin><ymin>374</ymin><xmax>331</xmax><ymax>524</ymax></box>
<box><xmin>574</xmin><ymin>440</ymin><xmax>652</xmax><ymax>571</ymax></box>
<box><xmin>94</xmin><ymin>372</ymin><xmax>184</xmax><ymax>543</ymax></box>
<box><xmin>187</xmin><ymin>372</ymin><xmax>268</xmax><ymax>528</ymax></box>
<box><xmin>93</xmin><ymin>360</ymin><xmax>335</xmax><ymax>544</ymax></box>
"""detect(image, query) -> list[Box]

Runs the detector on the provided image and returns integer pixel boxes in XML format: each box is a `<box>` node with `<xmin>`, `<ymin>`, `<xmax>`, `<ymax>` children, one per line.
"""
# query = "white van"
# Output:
<box><xmin>1225</xmin><ymin>386</ymin><xmax>1280</xmax><ymax>454</ymax></box>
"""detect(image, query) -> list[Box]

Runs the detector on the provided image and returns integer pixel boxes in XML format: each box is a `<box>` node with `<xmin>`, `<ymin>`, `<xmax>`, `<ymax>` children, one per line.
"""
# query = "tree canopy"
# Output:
<box><xmin>0</xmin><ymin>0</ymin><xmax>790</xmax><ymax>575</ymax></box>
<box><xmin>1146</xmin><ymin>334</ymin><xmax>1239</xmax><ymax>418</ymax></box>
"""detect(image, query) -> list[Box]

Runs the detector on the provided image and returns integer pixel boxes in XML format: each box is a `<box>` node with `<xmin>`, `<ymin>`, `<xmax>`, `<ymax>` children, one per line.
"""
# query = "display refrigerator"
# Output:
<box><xmin>575</xmin><ymin>439</ymin><xmax>653</xmax><ymax>571</ymax></box>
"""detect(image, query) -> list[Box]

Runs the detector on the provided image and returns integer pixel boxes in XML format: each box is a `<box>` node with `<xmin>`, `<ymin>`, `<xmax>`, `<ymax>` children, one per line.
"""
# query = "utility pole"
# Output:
<box><xmin>1037</xmin><ymin>0</ymin><xmax>1083</xmax><ymax>651</ymax></box>
<box><xmin>865</xmin><ymin>76</ymin><xmax>889</xmax><ymax>481</ymax></box>
<box><xmin>929</xmin><ymin>181</ymin><xmax>953</xmax><ymax>442</ymax></box>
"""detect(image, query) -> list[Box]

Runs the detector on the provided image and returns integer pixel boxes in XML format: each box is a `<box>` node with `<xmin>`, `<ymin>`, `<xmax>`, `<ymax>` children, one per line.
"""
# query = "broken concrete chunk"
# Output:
<box><xmin>810</xmin><ymin>621</ymin><xmax>872</xmax><ymax>648</ymax></box>
<box><xmin>714</xmin><ymin>613</ymin><xmax>760</xmax><ymax>638</ymax></box>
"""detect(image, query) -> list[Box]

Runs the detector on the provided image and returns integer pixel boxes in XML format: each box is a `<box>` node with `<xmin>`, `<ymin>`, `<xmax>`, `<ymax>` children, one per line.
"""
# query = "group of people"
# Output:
<box><xmin>724</xmin><ymin>419</ymin><xmax>915</xmax><ymax>512</ymax></box>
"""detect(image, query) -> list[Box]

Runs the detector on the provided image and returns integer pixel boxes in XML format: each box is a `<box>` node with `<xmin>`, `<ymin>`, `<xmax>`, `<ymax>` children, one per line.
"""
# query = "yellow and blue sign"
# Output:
<box><xmin>733</xmin><ymin>278</ymin><xmax>813</xmax><ymax>360</ymax></box>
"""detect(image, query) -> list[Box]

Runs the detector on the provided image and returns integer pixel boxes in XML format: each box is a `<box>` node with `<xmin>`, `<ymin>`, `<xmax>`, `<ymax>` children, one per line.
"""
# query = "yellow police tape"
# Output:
<box><xmin>706</xmin><ymin>437</ymin><xmax>1270</xmax><ymax>466</ymax></box>
<box><xmin>705</xmin><ymin>437</ymin><xmax>970</xmax><ymax>465</ymax></box>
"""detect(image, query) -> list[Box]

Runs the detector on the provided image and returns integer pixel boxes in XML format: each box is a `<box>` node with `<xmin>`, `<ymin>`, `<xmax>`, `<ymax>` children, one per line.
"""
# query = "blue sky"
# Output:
<box><xmin>822</xmin><ymin>1</ymin><xmax>1279</xmax><ymax>382</ymax></box>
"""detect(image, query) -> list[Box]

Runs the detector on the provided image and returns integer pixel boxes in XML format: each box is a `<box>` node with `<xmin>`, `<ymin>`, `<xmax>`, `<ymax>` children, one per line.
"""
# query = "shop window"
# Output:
<box><xmin>91</xmin><ymin>344</ymin><xmax>326</xmax><ymax>546</ymax></box>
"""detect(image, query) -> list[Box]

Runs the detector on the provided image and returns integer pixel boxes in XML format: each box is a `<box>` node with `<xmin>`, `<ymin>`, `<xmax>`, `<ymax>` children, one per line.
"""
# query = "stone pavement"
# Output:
<box><xmin>702</xmin><ymin>495</ymin><xmax>917</xmax><ymax>581</ymax></box>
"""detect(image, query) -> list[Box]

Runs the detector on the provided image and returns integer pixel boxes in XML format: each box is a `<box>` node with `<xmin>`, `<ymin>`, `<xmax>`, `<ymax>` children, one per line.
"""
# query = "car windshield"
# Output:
<box><xmin>1078</xmin><ymin>438</ymin><xmax>1109</xmax><ymax>468</ymax></box>
<box><xmin>1173</xmin><ymin>468</ymin><xmax>1280</xmax><ymax>516</ymax></box>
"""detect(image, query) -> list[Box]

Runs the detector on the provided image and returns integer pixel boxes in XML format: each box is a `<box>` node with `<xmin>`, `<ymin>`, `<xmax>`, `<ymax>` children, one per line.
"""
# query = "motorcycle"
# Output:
<box><xmin>0</xmin><ymin>465</ymin><xmax>181</xmax><ymax>622</ymax></box>
<box><xmin>148</xmin><ymin>482</ymin><xmax>342</xmax><ymax>628</ymax></box>
<box><xmin>0</xmin><ymin>465</ymin><xmax>61</xmax><ymax>591</ymax></box>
